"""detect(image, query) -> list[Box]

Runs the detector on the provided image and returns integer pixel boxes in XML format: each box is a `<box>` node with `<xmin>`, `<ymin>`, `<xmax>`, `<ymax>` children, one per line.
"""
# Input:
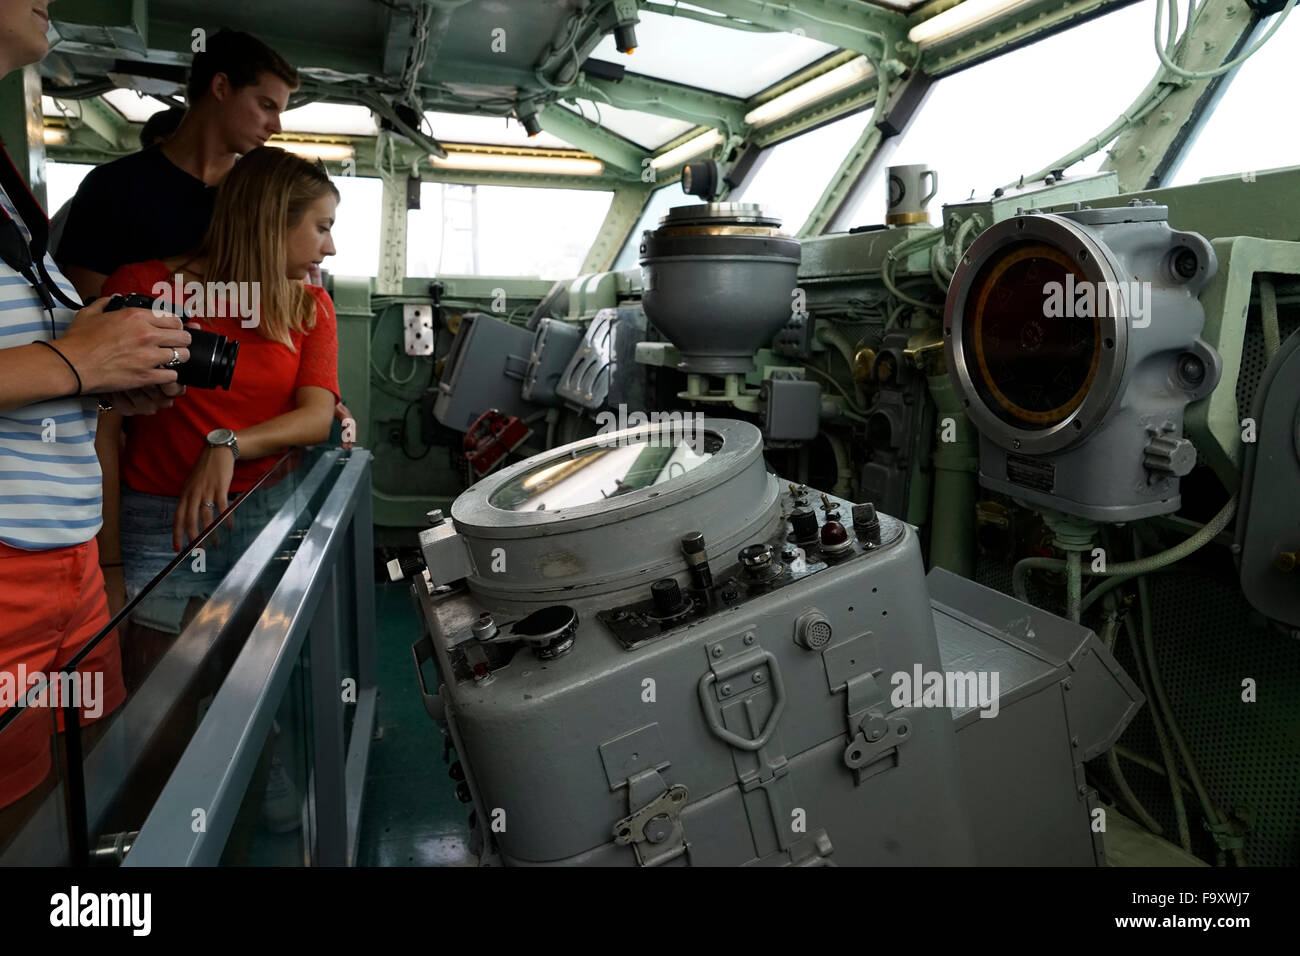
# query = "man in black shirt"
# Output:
<box><xmin>48</xmin><ymin>107</ymin><xmax>185</xmax><ymax>261</ymax></box>
<box><xmin>57</xmin><ymin>30</ymin><xmax>299</xmax><ymax>300</ymax></box>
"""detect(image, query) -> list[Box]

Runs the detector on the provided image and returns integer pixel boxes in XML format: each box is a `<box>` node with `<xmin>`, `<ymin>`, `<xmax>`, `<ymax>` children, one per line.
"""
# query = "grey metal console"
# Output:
<box><xmin>405</xmin><ymin>419</ymin><xmax>1141</xmax><ymax>865</ymax></box>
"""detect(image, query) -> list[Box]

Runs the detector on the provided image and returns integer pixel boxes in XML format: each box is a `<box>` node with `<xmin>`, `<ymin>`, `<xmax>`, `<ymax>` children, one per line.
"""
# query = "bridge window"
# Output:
<box><xmin>730</xmin><ymin>110</ymin><xmax>869</xmax><ymax>232</ymax></box>
<box><xmin>1169</xmin><ymin>13</ymin><xmax>1299</xmax><ymax>184</ymax></box>
<box><xmin>840</xmin><ymin>0</ymin><xmax>1160</xmax><ymax>227</ymax></box>
<box><xmin>407</xmin><ymin>183</ymin><xmax>613</xmax><ymax>278</ymax></box>
<box><xmin>612</xmin><ymin>183</ymin><xmax>686</xmax><ymax>271</ymax></box>
<box><xmin>46</xmin><ymin>162</ymin><xmax>94</xmax><ymax>217</ymax></box>
<box><xmin>329</xmin><ymin>175</ymin><xmax>384</xmax><ymax>278</ymax></box>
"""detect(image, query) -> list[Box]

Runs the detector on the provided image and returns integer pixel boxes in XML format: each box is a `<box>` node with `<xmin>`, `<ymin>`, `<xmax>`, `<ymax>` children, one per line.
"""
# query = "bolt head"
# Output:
<box><xmin>721</xmin><ymin>684</ymin><xmax>732</xmax><ymax>696</ymax></box>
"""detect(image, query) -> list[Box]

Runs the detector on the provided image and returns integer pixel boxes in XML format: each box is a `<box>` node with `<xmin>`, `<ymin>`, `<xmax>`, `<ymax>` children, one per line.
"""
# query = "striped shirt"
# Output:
<box><xmin>0</xmin><ymin>184</ymin><xmax>100</xmax><ymax>550</ymax></box>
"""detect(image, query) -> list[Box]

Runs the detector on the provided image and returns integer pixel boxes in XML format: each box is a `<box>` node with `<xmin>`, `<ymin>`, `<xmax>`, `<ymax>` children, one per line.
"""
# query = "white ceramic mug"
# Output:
<box><xmin>886</xmin><ymin>164</ymin><xmax>939</xmax><ymax>225</ymax></box>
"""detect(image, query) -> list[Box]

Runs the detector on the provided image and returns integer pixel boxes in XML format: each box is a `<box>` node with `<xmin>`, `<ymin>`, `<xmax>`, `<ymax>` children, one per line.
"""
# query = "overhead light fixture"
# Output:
<box><xmin>43</xmin><ymin>127</ymin><xmax>69</xmax><ymax>147</ymax></box>
<box><xmin>271</xmin><ymin>141</ymin><xmax>357</xmax><ymax>162</ymax></box>
<box><xmin>744</xmin><ymin>56</ymin><xmax>875</xmax><ymax>128</ymax></box>
<box><xmin>515</xmin><ymin>100</ymin><xmax>544</xmax><ymax>137</ymax></box>
<box><xmin>614</xmin><ymin>22</ymin><xmax>638</xmax><ymax>54</ymax></box>
<box><xmin>610</xmin><ymin>5</ymin><xmax>639</xmax><ymax>53</ymax></box>
<box><xmin>651</xmin><ymin>130</ymin><xmax>723</xmax><ymax>171</ymax></box>
<box><xmin>908</xmin><ymin>0</ymin><xmax>1036</xmax><ymax>47</ymax></box>
<box><xmin>430</xmin><ymin>151</ymin><xmax>604</xmax><ymax>175</ymax></box>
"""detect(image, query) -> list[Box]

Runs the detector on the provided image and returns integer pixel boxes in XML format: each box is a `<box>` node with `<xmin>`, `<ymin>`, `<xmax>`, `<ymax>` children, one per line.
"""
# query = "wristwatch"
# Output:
<box><xmin>206</xmin><ymin>427</ymin><xmax>240</xmax><ymax>460</ymax></box>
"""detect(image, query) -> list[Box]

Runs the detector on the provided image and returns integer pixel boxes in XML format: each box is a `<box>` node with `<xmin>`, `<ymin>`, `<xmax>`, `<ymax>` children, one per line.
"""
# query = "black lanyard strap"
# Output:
<box><xmin>0</xmin><ymin>144</ymin><xmax>85</xmax><ymax>319</ymax></box>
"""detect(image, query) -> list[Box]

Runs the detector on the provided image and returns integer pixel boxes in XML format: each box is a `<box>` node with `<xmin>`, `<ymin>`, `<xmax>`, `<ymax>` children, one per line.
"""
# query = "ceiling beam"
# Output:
<box><xmin>535</xmin><ymin>105</ymin><xmax>650</xmax><ymax>176</ymax></box>
<box><xmin>581</xmin><ymin>183</ymin><xmax>656</xmax><ymax>273</ymax></box>
<box><xmin>144</xmin><ymin>19</ymin><xmax>379</xmax><ymax>75</ymax></box>
<box><xmin>916</xmin><ymin>0</ymin><xmax>1135</xmax><ymax>76</ymax></box>
<box><xmin>56</xmin><ymin>92</ymin><xmax>134</xmax><ymax>150</ymax></box>
<box><xmin>1103</xmin><ymin>0</ymin><xmax>1264</xmax><ymax>190</ymax></box>
<box><xmin>683</xmin><ymin>0</ymin><xmax>911</xmax><ymax>59</ymax></box>
<box><xmin>381</xmin><ymin>4</ymin><xmax>417</xmax><ymax>76</ymax></box>
<box><xmin>580</xmin><ymin>72</ymin><xmax>749</xmax><ymax>135</ymax></box>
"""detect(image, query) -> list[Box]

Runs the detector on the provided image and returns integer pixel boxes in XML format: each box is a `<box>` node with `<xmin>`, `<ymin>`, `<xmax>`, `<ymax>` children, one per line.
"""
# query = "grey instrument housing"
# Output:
<box><xmin>945</xmin><ymin>202</ymin><xmax>1221</xmax><ymax>521</ymax></box>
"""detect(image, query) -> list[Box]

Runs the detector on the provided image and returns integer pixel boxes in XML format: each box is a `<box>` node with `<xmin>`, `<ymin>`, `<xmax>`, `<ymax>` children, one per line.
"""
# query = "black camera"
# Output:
<box><xmin>104</xmin><ymin>293</ymin><xmax>239</xmax><ymax>390</ymax></box>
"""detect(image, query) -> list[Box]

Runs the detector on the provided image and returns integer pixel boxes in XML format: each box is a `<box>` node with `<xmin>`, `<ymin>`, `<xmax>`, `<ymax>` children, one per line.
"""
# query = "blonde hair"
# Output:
<box><xmin>194</xmin><ymin>146</ymin><xmax>339</xmax><ymax>348</ymax></box>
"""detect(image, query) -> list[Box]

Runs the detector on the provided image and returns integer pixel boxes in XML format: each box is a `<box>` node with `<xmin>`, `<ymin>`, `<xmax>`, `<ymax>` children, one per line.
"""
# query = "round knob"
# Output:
<box><xmin>651</xmin><ymin>578</ymin><xmax>686</xmax><ymax>616</ymax></box>
<box><xmin>740</xmin><ymin>543</ymin><xmax>778</xmax><ymax>580</ymax></box>
<box><xmin>471</xmin><ymin>612</ymin><xmax>498</xmax><ymax>641</ymax></box>
<box><xmin>790</xmin><ymin>507</ymin><xmax>819</xmax><ymax>544</ymax></box>
<box><xmin>681</xmin><ymin>531</ymin><xmax>707</xmax><ymax>555</ymax></box>
<box><xmin>386</xmin><ymin>554</ymin><xmax>425</xmax><ymax>582</ymax></box>
<box><xmin>1144</xmin><ymin>435</ymin><xmax>1196</xmax><ymax>477</ymax></box>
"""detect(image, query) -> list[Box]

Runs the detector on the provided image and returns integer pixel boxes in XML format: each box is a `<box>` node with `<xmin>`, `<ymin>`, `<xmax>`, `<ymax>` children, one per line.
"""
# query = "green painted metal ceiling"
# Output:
<box><xmin>40</xmin><ymin>0</ymin><xmax>1140</xmax><ymax>182</ymax></box>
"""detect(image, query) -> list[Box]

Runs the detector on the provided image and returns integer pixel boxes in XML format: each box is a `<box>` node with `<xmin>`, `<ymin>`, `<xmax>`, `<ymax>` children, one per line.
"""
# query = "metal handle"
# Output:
<box><xmin>921</xmin><ymin>169</ymin><xmax>939</xmax><ymax>206</ymax></box>
<box><xmin>697</xmin><ymin>649</ymin><xmax>785</xmax><ymax>751</ymax></box>
<box><xmin>411</xmin><ymin>634</ymin><xmax>445</xmax><ymax>722</ymax></box>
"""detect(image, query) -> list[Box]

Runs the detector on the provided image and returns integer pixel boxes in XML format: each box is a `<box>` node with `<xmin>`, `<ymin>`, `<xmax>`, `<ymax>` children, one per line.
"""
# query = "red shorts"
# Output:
<box><xmin>0</xmin><ymin>537</ymin><xmax>126</xmax><ymax>809</ymax></box>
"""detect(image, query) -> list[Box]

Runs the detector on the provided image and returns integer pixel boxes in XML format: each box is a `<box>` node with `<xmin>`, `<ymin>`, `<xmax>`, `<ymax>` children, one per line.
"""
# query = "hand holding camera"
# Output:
<box><xmin>103</xmin><ymin>293</ymin><xmax>240</xmax><ymax>390</ymax></box>
<box><xmin>57</xmin><ymin>295</ymin><xmax>194</xmax><ymax>395</ymax></box>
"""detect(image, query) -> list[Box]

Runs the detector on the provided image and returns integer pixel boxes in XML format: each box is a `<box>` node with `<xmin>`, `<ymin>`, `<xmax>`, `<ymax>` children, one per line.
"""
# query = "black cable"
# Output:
<box><xmin>398</xmin><ymin>401</ymin><xmax>434</xmax><ymax>460</ymax></box>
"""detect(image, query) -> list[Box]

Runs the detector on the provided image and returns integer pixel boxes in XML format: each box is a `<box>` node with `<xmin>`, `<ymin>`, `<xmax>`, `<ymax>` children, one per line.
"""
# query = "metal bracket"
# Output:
<box><xmin>612</xmin><ymin>769</ymin><xmax>689</xmax><ymax>867</ymax></box>
<box><xmin>839</xmin><ymin>665</ymin><xmax>911</xmax><ymax>785</ymax></box>
<box><xmin>842</xmin><ymin>709</ymin><xmax>911</xmax><ymax>784</ymax></box>
<box><xmin>745</xmin><ymin>828</ymin><xmax>836</xmax><ymax>867</ymax></box>
<box><xmin>403</xmin><ymin>304</ymin><xmax>434</xmax><ymax>355</ymax></box>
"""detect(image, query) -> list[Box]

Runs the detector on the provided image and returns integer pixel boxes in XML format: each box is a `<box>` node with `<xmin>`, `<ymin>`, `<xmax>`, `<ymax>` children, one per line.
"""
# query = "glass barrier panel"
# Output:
<box><xmin>64</xmin><ymin>449</ymin><xmax>346</xmax><ymax>863</ymax></box>
<box><xmin>0</xmin><ymin>702</ymin><xmax>67</xmax><ymax>863</ymax></box>
<box><xmin>219</xmin><ymin>636</ymin><xmax>314</xmax><ymax>866</ymax></box>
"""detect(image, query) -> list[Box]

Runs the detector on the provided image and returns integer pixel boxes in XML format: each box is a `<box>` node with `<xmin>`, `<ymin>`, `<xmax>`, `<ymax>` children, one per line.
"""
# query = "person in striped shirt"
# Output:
<box><xmin>0</xmin><ymin>0</ymin><xmax>195</xmax><ymax>821</ymax></box>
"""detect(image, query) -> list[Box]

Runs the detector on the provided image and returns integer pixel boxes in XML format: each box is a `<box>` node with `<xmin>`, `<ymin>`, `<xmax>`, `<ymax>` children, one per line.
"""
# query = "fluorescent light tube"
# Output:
<box><xmin>745</xmin><ymin>56</ymin><xmax>876</xmax><ymax>127</ymax></box>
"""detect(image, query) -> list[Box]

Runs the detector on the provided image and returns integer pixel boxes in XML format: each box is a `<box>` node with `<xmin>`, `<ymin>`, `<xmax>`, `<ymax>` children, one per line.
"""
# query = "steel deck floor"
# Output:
<box><xmin>357</xmin><ymin>583</ymin><xmax>473</xmax><ymax>866</ymax></box>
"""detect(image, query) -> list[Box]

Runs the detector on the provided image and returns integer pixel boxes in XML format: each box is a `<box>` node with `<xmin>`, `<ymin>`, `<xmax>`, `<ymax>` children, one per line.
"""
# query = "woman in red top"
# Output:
<box><xmin>96</xmin><ymin>147</ymin><xmax>340</xmax><ymax>623</ymax></box>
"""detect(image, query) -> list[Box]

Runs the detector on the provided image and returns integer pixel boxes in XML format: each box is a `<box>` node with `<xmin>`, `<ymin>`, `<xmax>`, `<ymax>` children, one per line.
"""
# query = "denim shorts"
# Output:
<box><xmin>119</xmin><ymin>487</ymin><xmax>237</xmax><ymax>634</ymax></box>
<box><xmin>119</xmin><ymin>479</ymin><xmax>296</xmax><ymax>634</ymax></box>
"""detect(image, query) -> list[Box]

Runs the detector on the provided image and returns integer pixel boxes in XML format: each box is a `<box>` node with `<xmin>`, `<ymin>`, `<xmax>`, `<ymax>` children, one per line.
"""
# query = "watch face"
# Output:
<box><xmin>208</xmin><ymin>428</ymin><xmax>233</xmax><ymax>444</ymax></box>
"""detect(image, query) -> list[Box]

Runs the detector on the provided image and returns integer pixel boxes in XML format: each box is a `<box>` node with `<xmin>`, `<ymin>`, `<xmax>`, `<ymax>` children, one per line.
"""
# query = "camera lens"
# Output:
<box><xmin>104</xmin><ymin>295</ymin><xmax>239</xmax><ymax>390</ymax></box>
<box><xmin>178</xmin><ymin>329</ymin><xmax>239</xmax><ymax>390</ymax></box>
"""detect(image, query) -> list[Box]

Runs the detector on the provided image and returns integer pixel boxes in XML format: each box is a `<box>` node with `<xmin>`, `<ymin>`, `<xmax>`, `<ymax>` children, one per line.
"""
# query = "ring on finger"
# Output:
<box><xmin>165</xmin><ymin>348</ymin><xmax>182</xmax><ymax>368</ymax></box>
